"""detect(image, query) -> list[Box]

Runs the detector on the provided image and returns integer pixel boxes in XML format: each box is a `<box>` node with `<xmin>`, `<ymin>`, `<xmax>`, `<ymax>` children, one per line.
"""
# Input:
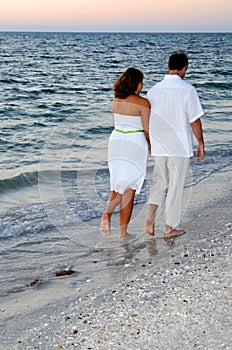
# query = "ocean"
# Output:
<box><xmin>0</xmin><ymin>32</ymin><xmax>231</xmax><ymax>299</ymax></box>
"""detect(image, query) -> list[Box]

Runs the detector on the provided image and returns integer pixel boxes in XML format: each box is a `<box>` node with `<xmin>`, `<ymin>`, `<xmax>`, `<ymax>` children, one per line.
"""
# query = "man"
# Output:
<box><xmin>145</xmin><ymin>52</ymin><xmax>205</xmax><ymax>238</ymax></box>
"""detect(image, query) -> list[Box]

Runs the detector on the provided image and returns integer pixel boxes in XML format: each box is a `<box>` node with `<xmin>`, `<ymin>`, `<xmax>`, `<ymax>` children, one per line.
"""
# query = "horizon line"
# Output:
<box><xmin>0</xmin><ymin>30</ymin><xmax>231</xmax><ymax>33</ymax></box>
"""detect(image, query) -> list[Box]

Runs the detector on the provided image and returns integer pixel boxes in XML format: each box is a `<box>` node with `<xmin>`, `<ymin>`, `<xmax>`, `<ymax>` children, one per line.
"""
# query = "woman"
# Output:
<box><xmin>100</xmin><ymin>67</ymin><xmax>151</xmax><ymax>239</ymax></box>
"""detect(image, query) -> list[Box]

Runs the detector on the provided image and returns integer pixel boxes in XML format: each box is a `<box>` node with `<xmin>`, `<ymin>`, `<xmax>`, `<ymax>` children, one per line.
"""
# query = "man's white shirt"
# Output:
<box><xmin>147</xmin><ymin>74</ymin><xmax>204</xmax><ymax>157</ymax></box>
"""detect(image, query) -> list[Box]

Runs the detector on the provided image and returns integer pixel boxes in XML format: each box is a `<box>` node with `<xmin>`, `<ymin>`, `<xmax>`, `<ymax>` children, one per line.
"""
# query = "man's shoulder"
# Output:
<box><xmin>168</xmin><ymin>78</ymin><xmax>196</xmax><ymax>93</ymax></box>
<box><xmin>147</xmin><ymin>78</ymin><xmax>196</xmax><ymax>96</ymax></box>
<box><xmin>147</xmin><ymin>81</ymin><xmax>162</xmax><ymax>94</ymax></box>
<box><xmin>180</xmin><ymin>79</ymin><xmax>194</xmax><ymax>88</ymax></box>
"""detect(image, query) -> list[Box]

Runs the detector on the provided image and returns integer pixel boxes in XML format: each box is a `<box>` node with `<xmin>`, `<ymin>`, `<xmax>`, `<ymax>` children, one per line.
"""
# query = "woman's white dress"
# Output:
<box><xmin>108</xmin><ymin>113</ymin><xmax>148</xmax><ymax>194</ymax></box>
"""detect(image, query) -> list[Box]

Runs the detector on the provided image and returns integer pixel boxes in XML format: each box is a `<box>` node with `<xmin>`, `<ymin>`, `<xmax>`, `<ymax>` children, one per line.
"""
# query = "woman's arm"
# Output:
<box><xmin>140</xmin><ymin>98</ymin><xmax>151</xmax><ymax>151</ymax></box>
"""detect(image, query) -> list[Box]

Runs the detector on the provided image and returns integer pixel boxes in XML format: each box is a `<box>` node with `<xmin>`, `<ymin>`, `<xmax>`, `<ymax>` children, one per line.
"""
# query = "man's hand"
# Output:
<box><xmin>196</xmin><ymin>143</ymin><xmax>205</xmax><ymax>162</ymax></box>
<box><xmin>191</xmin><ymin>118</ymin><xmax>205</xmax><ymax>162</ymax></box>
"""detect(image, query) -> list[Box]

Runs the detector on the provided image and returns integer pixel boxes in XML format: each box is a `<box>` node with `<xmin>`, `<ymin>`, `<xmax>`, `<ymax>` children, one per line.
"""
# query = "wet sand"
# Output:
<box><xmin>0</xmin><ymin>171</ymin><xmax>231</xmax><ymax>350</ymax></box>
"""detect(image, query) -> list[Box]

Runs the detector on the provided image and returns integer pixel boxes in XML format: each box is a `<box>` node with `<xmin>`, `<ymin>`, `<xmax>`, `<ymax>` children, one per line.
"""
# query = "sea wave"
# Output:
<box><xmin>0</xmin><ymin>197</ymin><xmax>103</xmax><ymax>240</ymax></box>
<box><xmin>0</xmin><ymin>145</ymin><xmax>231</xmax><ymax>194</ymax></box>
<box><xmin>0</xmin><ymin>171</ymin><xmax>39</xmax><ymax>192</ymax></box>
<box><xmin>0</xmin><ymin>161</ymin><xmax>231</xmax><ymax>240</ymax></box>
<box><xmin>195</xmin><ymin>81</ymin><xmax>232</xmax><ymax>90</ymax></box>
<box><xmin>86</xmin><ymin>126</ymin><xmax>113</xmax><ymax>134</ymax></box>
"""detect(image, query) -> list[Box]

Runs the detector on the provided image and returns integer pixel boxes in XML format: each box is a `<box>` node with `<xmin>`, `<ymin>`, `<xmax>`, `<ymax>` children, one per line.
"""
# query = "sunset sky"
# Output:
<box><xmin>0</xmin><ymin>0</ymin><xmax>231</xmax><ymax>32</ymax></box>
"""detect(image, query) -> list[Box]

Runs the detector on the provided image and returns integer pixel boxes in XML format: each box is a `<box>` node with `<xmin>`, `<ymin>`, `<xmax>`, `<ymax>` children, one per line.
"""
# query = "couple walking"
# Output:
<box><xmin>101</xmin><ymin>52</ymin><xmax>205</xmax><ymax>239</ymax></box>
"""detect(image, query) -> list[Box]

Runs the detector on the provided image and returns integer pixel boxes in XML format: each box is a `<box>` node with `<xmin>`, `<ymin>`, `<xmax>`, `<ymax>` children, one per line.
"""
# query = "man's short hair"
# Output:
<box><xmin>168</xmin><ymin>52</ymin><xmax>188</xmax><ymax>70</ymax></box>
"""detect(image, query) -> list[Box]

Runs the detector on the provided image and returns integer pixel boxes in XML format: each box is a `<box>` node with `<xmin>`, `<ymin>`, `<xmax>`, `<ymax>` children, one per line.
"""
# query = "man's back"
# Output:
<box><xmin>147</xmin><ymin>74</ymin><xmax>204</xmax><ymax>157</ymax></box>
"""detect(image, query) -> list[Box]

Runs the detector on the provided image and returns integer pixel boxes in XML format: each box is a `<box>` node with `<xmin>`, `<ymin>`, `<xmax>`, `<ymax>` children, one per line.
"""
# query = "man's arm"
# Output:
<box><xmin>191</xmin><ymin>118</ymin><xmax>205</xmax><ymax>162</ymax></box>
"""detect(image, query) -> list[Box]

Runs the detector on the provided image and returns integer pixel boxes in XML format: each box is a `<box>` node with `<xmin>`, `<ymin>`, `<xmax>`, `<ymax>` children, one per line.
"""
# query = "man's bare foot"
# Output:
<box><xmin>100</xmin><ymin>213</ymin><xmax>111</xmax><ymax>235</ymax></box>
<box><xmin>164</xmin><ymin>228</ymin><xmax>186</xmax><ymax>238</ymax></box>
<box><xmin>118</xmin><ymin>232</ymin><xmax>132</xmax><ymax>239</ymax></box>
<box><xmin>145</xmin><ymin>217</ymin><xmax>155</xmax><ymax>236</ymax></box>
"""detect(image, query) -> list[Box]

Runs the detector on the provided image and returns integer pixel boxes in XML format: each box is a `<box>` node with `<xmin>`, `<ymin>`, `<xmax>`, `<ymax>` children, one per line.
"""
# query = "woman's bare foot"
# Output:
<box><xmin>164</xmin><ymin>228</ymin><xmax>186</xmax><ymax>238</ymax></box>
<box><xmin>145</xmin><ymin>217</ymin><xmax>155</xmax><ymax>236</ymax></box>
<box><xmin>118</xmin><ymin>231</ymin><xmax>132</xmax><ymax>239</ymax></box>
<box><xmin>100</xmin><ymin>213</ymin><xmax>111</xmax><ymax>235</ymax></box>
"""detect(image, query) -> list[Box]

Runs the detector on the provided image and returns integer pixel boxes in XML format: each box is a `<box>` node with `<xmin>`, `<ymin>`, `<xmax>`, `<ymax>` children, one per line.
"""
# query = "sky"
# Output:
<box><xmin>0</xmin><ymin>0</ymin><xmax>231</xmax><ymax>32</ymax></box>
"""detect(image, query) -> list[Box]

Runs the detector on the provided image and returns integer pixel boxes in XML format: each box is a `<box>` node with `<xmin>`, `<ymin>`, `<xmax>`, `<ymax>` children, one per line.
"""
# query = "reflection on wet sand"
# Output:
<box><xmin>120</xmin><ymin>236</ymin><xmax>158</xmax><ymax>260</ymax></box>
<box><xmin>146</xmin><ymin>238</ymin><xmax>158</xmax><ymax>256</ymax></box>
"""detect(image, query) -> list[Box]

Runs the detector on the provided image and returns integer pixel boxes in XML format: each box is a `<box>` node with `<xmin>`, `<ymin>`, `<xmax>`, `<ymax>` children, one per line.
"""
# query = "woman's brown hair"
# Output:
<box><xmin>114</xmin><ymin>67</ymin><xmax>143</xmax><ymax>98</ymax></box>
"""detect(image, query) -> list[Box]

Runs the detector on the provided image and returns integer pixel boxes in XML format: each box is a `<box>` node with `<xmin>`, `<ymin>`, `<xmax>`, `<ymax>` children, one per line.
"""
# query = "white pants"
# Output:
<box><xmin>148</xmin><ymin>156</ymin><xmax>190</xmax><ymax>227</ymax></box>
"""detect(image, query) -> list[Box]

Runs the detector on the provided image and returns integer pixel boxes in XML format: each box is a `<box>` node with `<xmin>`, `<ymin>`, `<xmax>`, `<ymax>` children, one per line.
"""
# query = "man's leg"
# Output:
<box><xmin>145</xmin><ymin>157</ymin><xmax>168</xmax><ymax>235</ymax></box>
<box><xmin>145</xmin><ymin>204</ymin><xmax>158</xmax><ymax>235</ymax></box>
<box><xmin>164</xmin><ymin>157</ymin><xmax>189</xmax><ymax>237</ymax></box>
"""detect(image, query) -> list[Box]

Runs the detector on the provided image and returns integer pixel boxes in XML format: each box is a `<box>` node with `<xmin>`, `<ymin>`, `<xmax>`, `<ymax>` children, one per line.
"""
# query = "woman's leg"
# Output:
<box><xmin>101</xmin><ymin>191</ymin><xmax>121</xmax><ymax>235</ymax></box>
<box><xmin>119</xmin><ymin>188</ymin><xmax>135</xmax><ymax>239</ymax></box>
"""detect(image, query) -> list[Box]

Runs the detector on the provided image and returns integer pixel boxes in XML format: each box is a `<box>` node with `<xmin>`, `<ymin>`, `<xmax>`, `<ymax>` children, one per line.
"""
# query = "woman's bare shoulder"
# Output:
<box><xmin>136</xmin><ymin>95</ymin><xmax>150</xmax><ymax>109</ymax></box>
<box><xmin>112</xmin><ymin>95</ymin><xmax>150</xmax><ymax>114</ymax></box>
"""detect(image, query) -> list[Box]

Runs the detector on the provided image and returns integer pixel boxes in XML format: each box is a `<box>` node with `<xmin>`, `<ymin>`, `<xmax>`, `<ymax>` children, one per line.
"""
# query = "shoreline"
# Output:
<box><xmin>0</xmin><ymin>170</ymin><xmax>232</xmax><ymax>349</ymax></box>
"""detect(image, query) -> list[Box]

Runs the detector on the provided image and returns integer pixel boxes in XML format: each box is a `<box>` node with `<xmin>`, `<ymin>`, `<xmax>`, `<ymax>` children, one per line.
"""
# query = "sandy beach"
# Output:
<box><xmin>1</xmin><ymin>170</ymin><xmax>231</xmax><ymax>350</ymax></box>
